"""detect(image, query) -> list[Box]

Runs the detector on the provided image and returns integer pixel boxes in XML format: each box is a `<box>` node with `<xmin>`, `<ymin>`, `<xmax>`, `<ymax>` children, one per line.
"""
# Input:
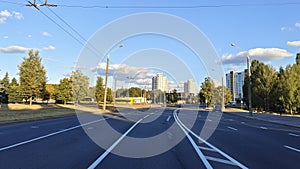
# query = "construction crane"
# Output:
<box><xmin>26</xmin><ymin>0</ymin><xmax>57</xmax><ymax>10</ymax></box>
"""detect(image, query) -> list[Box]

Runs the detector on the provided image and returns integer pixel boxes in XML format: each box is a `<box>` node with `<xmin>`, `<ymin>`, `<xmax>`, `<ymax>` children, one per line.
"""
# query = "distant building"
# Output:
<box><xmin>226</xmin><ymin>70</ymin><xmax>246</xmax><ymax>102</ymax></box>
<box><xmin>152</xmin><ymin>73</ymin><xmax>168</xmax><ymax>92</ymax></box>
<box><xmin>184</xmin><ymin>79</ymin><xmax>197</xmax><ymax>94</ymax></box>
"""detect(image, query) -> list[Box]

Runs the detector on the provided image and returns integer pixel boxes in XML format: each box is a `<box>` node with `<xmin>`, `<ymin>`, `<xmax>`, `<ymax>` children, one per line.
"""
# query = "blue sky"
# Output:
<box><xmin>0</xmin><ymin>0</ymin><xmax>300</xmax><ymax>90</ymax></box>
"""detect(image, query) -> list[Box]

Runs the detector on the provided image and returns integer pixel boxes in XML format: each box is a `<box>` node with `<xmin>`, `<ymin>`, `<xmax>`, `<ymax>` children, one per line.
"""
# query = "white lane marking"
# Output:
<box><xmin>87</xmin><ymin>127</ymin><xmax>94</xmax><ymax>130</ymax></box>
<box><xmin>88</xmin><ymin>117</ymin><xmax>145</xmax><ymax>169</ymax></box>
<box><xmin>30</xmin><ymin>126</ymin><xmax>39</xmax><ymax>129</ymax></box>
<box><xmin>288</xmin><ymin>133</ymin><xmax>299</xmax><ymax>137</ymax></box>
<box><xmin>241</xmin><ymin>122</ymin><xmax>245</xmax><ymax>124</ymax></box>
<box><xmin>208</xmin><ymin>119</ymin><xmax>212</xmax><ymax>122</ymax></box>
<box><xmin>166</xmin><ymin>116</ymin><xmax>171</xmax><ymax>122</ymax></box>
<box><xmin>260</xmin><ymin>126</ymin><xmax>268</xmax><ymax>130</ymax></box>
<box><xmin>228</xmin><ymin>126</ymin><xmax>238</xmax><ymax>131</ymax></box>
<box><xmin>174</xmin><ymin>111</ymin><xmax>213</xmax><ymax>169</ymax></box>
<box><xmin>205</xmin><ymin>156</ymin><xmax>236</xmax><ymax>166</ymax></box>
<box><xmin>0</xmin><ymin>118</ymin><xmax>108</xmax><ymax>152</ymax></box>
<box><xmin>174</xmin><ymin>110</ymin><xmax>248</xmax><ymax>169</ymax></box>
<box><xmin>284</xmin><ymin>145</ymin><xmax>300</xmax><ymax>153</ymax></box>
<box><xmin>198</xmin><ymin>146</ymin><xmax>216</xmax><ymax>152</ymax></box>
<box><xmin>143</xmin><ymin>114</ymin><xmax>150</xmax><ymax>119</ymax></box>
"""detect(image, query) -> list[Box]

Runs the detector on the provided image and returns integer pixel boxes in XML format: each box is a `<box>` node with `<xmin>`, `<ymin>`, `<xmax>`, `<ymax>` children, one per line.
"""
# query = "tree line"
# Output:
<box><xmin>243</xmin><ymin>53</ymin><xmax>300</xmax><ymax>114</ymax></box>
<box><xmin>0</xmin><ymin>50</ymin><xmax>113</xmax><ymax>105</ymax></box>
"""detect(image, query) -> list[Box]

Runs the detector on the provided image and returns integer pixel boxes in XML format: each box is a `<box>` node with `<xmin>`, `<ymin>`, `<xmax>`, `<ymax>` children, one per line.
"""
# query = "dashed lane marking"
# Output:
<box><xmin>166</xmin><ymin>116</ymin><xmax>171</xmax><ymax>122</ymax></box>
<box><xmin>284</xmin><ymin>145</ymin><xmax>300</xmax><ymax>153</ymax></box>
<box><xmin>288</xmin><ymin>133</ymin><xmax>299</xmax><ymax>137</ymax></box>
<box><xmin>0</xmin><ymin>118</ymin><xmax>108</xmax><ymax>152</ymax></box>
<box><xmin>260</xmin><ymin>126</ymin><xmax>268</xmax><ymax>130</ymax></box>
<box><xmin>227</xmin><ymin>126</ymin><xmax>238</xmax><ymax>131</ymax></box>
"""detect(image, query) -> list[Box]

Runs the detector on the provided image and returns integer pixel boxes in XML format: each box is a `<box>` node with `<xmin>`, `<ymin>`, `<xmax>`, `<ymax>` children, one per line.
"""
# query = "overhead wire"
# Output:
<box><xmin>1</xmin><ymin>1</ymin><xmax>300</xmax><ymax>8</ymax></box>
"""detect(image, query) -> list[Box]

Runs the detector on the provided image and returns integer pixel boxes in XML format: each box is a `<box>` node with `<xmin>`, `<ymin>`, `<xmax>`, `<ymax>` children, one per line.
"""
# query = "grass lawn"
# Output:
<box><xmin>0</xmin><ymin>103</ymin><xmax>78</xmax><ymax>124</ymax></box>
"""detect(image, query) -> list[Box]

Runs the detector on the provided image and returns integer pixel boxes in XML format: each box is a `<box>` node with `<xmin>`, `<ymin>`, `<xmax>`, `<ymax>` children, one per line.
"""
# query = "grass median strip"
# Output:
<box><xmin>0</xmin><ymin>104</ymin><xmax>77</xmax><ymax>124</ymax></box>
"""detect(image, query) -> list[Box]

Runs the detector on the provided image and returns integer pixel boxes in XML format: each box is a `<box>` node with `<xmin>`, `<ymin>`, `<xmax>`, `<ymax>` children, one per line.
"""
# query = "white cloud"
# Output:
<box><xmin>42</xmin><ymin>32</ymin><xmax>52</xmax><ymax>37</ymax></box>
<box><xmin>280</xmin><ymin>26</ymin><xmax>292</xmax><ymax>31</ymax></box>
<box><xmin>0</xmin><ymin>45</ymin><xmax>30</xmax><ymax>53</ymax></box>
<box><xmin>3</xmin><ymin>36</ymin><xmax>8</xmax><ymax>39</ymax></box>
<box><xmin>43</xmin><ymin>45</ymin><xmax>56</xmax><ymax>51</ymax></box>
<box><xmin>221</xmin><ymin>48</ymin><xmax>293</xmax><ymax>65</ymax></box>
<box><xmin>13</xmin><ymin>11</ymin><xmax>23</xmax><ymax>20</ymax></box>
<box><xmin>28</xmin><ymin>35</ymin><xmax>32</xmax><ymax>38</ymax></box>
<box><xmin>287</xmin><ymin>41</ymin><xmax>300</xmax><ymax>47</ymax></box>
<box><xmin>226</xmin><ymin>65</ymin><xmax>241</xmax><ymax>71</ymax></box>
<box><xmin>91</xmin><ymin>63</ymin><xmax>155</xmax><ymax>85</ymax></box>
<box><xmin>0</xmin><ymin>10</ymin><xmax>12</xmax><ymax>17</ymax></box>
<box><xmin>0</xmin><ymin>17</ymin><xmax>7</xmax><ymax>24</ymax></box>
<box><xmin>295</xmin><ymin>22</ymin><xmax>300</xmax><ymax>28</ymax></box>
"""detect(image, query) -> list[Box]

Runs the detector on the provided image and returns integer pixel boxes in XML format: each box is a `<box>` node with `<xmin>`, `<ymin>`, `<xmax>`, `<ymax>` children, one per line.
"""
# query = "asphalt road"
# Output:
<box><xmin>0</xmin><ymin>107</ymin><xmax>299</xmax><ymax>169</ymax></box>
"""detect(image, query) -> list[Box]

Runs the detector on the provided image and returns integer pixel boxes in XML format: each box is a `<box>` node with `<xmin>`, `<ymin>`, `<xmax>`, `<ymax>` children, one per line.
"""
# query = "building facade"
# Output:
<box><xmin>184</xmin><ymin>79</ymin><xmax>197</xmax><ymax>94</ymax></box>
<box><xmin>226</xmin><ymin>70</ymin><xmax>246</xmax><ymax>102</ymax></box>
<box><xmin>152</xmin><ymin>73</ymin><xmax>168</xmax><ymax>92</ymax></box>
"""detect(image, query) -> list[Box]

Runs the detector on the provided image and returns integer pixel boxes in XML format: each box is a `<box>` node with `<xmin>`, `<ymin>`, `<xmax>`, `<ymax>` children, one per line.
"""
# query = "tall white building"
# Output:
<box><xmin>152</xmin><ymin>73</ymin><xmax>168</xmax><ymax>92</ymax></box>
<box><xmin>184</xmin><ymin>79</ymin><xmax>197</xmax><ymax>94</ymax></box>
<box><xmin>226</xmin><ymin>70</ymin><xmax>246</xmax><ymax>102</ymax></box>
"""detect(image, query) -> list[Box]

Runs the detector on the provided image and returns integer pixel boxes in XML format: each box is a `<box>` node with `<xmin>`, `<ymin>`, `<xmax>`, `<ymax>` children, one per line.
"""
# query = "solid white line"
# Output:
<box><xmin>166</xmin><ymin>116</ymin><xmax>171</xmax><ymax>122</ymax></box>
<box><xmin>228</xmin><ymin>126</ymin><xmax>238</xmax><ymax>131</ymax></box>
<box><xmin>205</xmin><ymin>156</ymin><xmax>236</xmax><ymax>166</ymax></box>
<box><xmin>173</xmin><ymin>110</ymin><xmax>213</xmax><ymax>169</ymax></box>
<box><xmin>88</xmin><ymin>116</ymin><xmax>147</xmax><ymax>169</ymax></box>
<box><xmin>284</xmin><ymin>145</ymin><xmax>300</xmax><ymax>153</ymax></box>
<box><xmin>143</xmin><ymin>114</ymin><xmax>150</xmax><ymax>119</ymax></box>
<box><xmin>198</xmin><ymin>146</ymin><xmax>216</xmax><ymax>152</ymax></box>
<box><xmin>288</xmin><ymin>133</ymin><xmax>299</xmax><ymax>137</ymax></box>
<box><xmin>260</xmin><ymin>126</ymin><xmax>268</xmax><ymax>130</ymax></box>
<box><xmin>0</xmin><ymin>118</ymin><xmax>107</xmax><ymax>152</ymax></box>
<box><xmin>174</xmin><ymin>110</ymin><xmax>248</xmax><ymax>169</ymax></box>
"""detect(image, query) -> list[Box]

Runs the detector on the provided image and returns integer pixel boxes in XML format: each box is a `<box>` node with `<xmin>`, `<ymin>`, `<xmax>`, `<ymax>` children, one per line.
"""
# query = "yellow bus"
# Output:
<box><xmin>114</xmin><ymin>98</ymin><xmax>135</xmax><ymax>104</ymax></box>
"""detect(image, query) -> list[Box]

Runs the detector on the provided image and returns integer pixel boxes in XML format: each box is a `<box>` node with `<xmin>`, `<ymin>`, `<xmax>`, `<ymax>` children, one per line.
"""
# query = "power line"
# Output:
<box><xmin>56</xmin><ymin>2</ymin><xmax>300</xmax><ymax>9</ymax></box>
<box><xmin>43</xmin><ymin>4</ymin><xmax>103</xmax><ymax>56</ymax></box>
<box><xmin>1</xmin><ymin>1</ymin><xmax>300</xmax><ymax>8</ymax></box>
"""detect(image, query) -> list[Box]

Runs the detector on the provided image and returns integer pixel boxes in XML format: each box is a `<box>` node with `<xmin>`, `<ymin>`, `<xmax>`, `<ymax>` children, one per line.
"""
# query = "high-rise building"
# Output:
<box><xmin>152</xmin><ymin>73</ymin><xmax>168</xmax><ymax>92</ymax></box>
<box><xmin>226</xmin><ymin>70</ymin><xmax>246</xmax><ymax>102</ymax></box>
<box><xmin>184</xmin><ymin>79</ymin><xmax>197</xmax><ymax>94</ymax></box>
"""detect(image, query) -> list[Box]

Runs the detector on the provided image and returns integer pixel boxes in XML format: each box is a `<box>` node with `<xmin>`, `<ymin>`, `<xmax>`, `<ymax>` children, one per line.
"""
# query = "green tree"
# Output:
<box><xmin>70</xmin><ymin>70</ymin><xmax>89</xmax><ymax>103</ymax></box>
<box><xmin>199</xmin><ymin>77</ymin><xmax>214</xmax><ymax>106</ymax></box>
<box><xmin>18</xmin><ymin>50</ymin><xmax>47</xmax><ymax>106</ymax></box>
<box><xmin>55</xmin><ymin>78</ymin><xmax>72</xmax><ymax>105</ymax></box>
<box><xmin>170</xmin><ymin>89</ymin><xmax>179</xmax><ymax>103</ymax></box>
<box><xmin>129</xmin><ymin>87</ymin><xmax>142</xmax><ymax>97</ymax></box>
<box><xmin>279</xmin><ymin>63</ymin><xmax>300</xmax><ymax>114</ymax></box>
<box><xmin>250</xmin><ymin>60</ymin><xmax>277</xmax><ymax>111</ymax></box>
<box><xmin>0</xmin><ymin>72</ymin><xmax>9</xmax><ymax>103</ymax></box>
<box><xmin>7</xmin><ymin>78</ymin><xmax>22</xmax><ymax>103</ymax></box>
<box><xmin>106</xmin><ymin>87</ymin><xmax>113</xmax><ymax>102</ymax></box>
<box><xmin>2</xmin><ymin>72</ymin><xmax>9</xmax><ymax>89</ymax></box>
<box><xmin>296</xmin><ymin>52</ymin><xmax>300</xmax><ymax>65</ymax></box>
<box><xmin>212</xmin><ymin>86</ymin><xmax>232</xmax><ymax>105</ymax></box>
<box><xmin>95</xmin><ymin>77</ymin><xmax>105</xmax><ymax>103</ymax></box>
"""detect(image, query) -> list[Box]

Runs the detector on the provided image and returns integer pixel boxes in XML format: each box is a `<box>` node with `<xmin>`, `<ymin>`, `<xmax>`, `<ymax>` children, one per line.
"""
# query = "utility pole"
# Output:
<box><xmin>222</xmin><ymin>76</ymin><xmax>225</xmax><ymax>111</ymax></box>
<box><xmin>113</xmin><ymin>77</ymin><xmax>117</xmax><ymax>107</ymax></box>
<box><xmin>103</xmin><ymin>55</ymin><xmax>110</xmax><ymax>110</ymax></box>
<box><xmin>247</xmin><ymin>54</ymin><xmax>252</xmax><ymax>116</ymax></box>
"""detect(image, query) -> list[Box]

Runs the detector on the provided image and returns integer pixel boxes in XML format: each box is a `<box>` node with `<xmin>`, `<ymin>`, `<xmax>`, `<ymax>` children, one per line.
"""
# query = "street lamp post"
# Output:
<box><xmin>103</xmin><ymin>45</ymin><xmax>123</xmax><ymax>111</ymax></box>
<box><xmin>231</xmin><ymin>43</ymin><xmax>252</xmax><ymax>116</ymax></box>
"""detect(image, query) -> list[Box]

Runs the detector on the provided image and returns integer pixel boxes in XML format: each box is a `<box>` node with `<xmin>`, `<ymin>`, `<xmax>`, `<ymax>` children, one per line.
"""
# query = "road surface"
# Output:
<box><xmin>0</xmin><ymin>107</ymin><xmax>299</xmax><ymax>169</ymax></box>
